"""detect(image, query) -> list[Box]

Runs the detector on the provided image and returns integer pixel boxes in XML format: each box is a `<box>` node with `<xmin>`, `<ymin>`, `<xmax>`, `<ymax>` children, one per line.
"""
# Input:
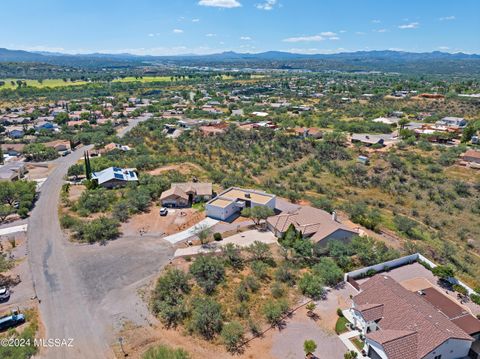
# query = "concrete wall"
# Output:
<box><xmin>251</xmin><ymin>196</ymin><xmax>276</xmax><ymax>210</ymax></box>
<box><xmin>423</xmin><ymin>338</ymin><xmax>472</xmax><ymax>359</ymax></box>
<box><xmin>315</xmin><ymin>229</ymin><xmax>356</xmax><ymax>248</ymax></box>
<box><xmin>365</xmin><ymin>339</ymin><xmax>388</xmax><ymax>359</ymax></box>
<box><xmin>205</xmin><ymin>201</ymin><xmax>237</xmax><ymax>221</ymax></box>
<box><xmin>344</xmin><ymin>253</ymin><xmax>419</xmax><ymax>282</ymax></box>
<box><xmin>344</xmin><ymin>253</ymin><xmax>476</xmax><ymax>296</ymax></box>
<box><xmin>161</xmin><ymin>197</ymin><xmax>189</xmax><ymax>208</ymax></box>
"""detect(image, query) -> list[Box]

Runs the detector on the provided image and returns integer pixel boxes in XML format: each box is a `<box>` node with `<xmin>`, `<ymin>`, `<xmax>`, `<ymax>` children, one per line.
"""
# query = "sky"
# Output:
<box><xmin>1</xmin><ymin>0</ymin><xmax>479</xmax><ymax>56</ymax></box>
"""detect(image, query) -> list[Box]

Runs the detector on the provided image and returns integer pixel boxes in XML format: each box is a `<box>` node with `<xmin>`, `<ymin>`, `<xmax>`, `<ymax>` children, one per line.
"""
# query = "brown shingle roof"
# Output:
<box><xmin>356</xmin><ymin>303</ymin><xmax>384</xmax><ymax>322</ymax></box>
<box><xmin>170</xmin><ymin>182</ymin><xmax>212</xmax><ymax>197</ymax></box>
<box><xmin>355</xmin><ymin>275</ymin><xmax>473</xmax><ymax>359</ymax></box>
<box><xmin>160</xmin><ymin>186</ymin><xmax>188</xmax><ymax>201</ymax></box>
<box><xmin>367</xmin><ymin>329</ymin><xmax>418</xmax><ymax>359</ymax></box>
<box><xmin>267</xmin><ymin>205</ymin><xmax>356</xmax><ymax>242</ymax></box>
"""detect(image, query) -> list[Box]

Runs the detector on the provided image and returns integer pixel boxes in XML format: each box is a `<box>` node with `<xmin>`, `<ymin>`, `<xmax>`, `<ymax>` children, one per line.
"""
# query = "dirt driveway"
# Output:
<box><xmin>121</xmin><ymin>206</ymin><xmax>206</xmax><ymax>237</ymax></box>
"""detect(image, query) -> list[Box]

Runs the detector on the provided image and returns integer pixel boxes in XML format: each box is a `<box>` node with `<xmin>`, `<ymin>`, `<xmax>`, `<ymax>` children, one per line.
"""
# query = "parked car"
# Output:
<box><xmin>0</xmin><ymin>287</ymin><xmax>10</xmax><ymax>302</ymax></box>
<box><xmin>159</xmin><ymin>207</ymin><xmax>168</xmax><ymax>216</ymax></box>
<box><xmin>0</xmin><ymin>310</ymin><xmax>25</xmax><ymax>331</ymax></box>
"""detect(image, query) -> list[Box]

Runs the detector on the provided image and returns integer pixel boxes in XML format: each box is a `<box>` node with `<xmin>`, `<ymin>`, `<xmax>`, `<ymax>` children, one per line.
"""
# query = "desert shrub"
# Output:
<box><xmin>221</xmin><ymin>321</ymin><xmax>244</xmax><ymax>353</ymax></box>
<box><xmin>262</xmin><ymin>299</ymin><xmax>289</xmax><ymax>326</ymax></box>
<box><xmin>312</xmin><ymin>258</ymin><xmax>343</xmax><ymax>286</ymax></box>
<box><xmin>432</xmin><ymin>265</ymin><xmax>455</xmax><ymax>279</ymax></box>
<box><xmin>245</xmin><ymin>241</ymin><xmax>272</xmax><ymax>263</ymax></box>
<box><xmin>221</xmin><ymin>243</ymin><xmax>244</xmax><ymax>270</ymax></box>
<box><xmin>298</xmin><ymin>273</ymin><xmax>325</xmax><ymax>300</ymax></box>
<box><xmin>274</xmin><ymin>263</ymin><xmax>296</xmax><ymax>285</ymax></box>
<box><xmin>74</xmin><ymin>216</ymin><xmax>120</xmax><ymax>244</ymax></box>
<box><xmin>189</xmin><ymin>255</ymin><xmax>225</xmax><ymax>294</ymax></box>
<box><xmin>244</xmin><ymin>275</ymin><xmax>260</xmax><ymax>293</ymax></box>
<box><xmin>213</xmin><ymin>232</ymin><xmax>222</xmax><ymax>241</ymax></box>
<box><xmin>112</xmin><ymin>200</ymin><xmax>131</xmax><ymax>222</ymax></box>
<box><xmin>75</xmin><ymin>188</ymin><xmax>116</xmax><ymax>215</ymax></box>
<box><xmin>235</xmin><ymin>283</ymin><xmax>250</xmax><ymax>302</ymax></box>
<box><xmin>59</xmin><ymin>214</ymin><xmax>80</xmax><ymax>229</ymax></box>
<box><xmin>452</xmin><ymin>284</ymin><xmax>468</xmax><ymax>296</ymax></box>
<box><xmin>271</xmin><ymin>282</ymin><xmax>285</xmax><ymax>298</ymax></box>
<box><xmin>471</xmin><ymin>293</ymin><xmax>480</xmax><ymax>305</ymax></box>
<box><xmin>142</xmin><ymin>345</ymin><xmax>189</xmax><ymax>359</ymax></box>
<box><xmin>189</xmin><ymin>297</ymin><xmax>223</xmax><ymax>340</ymax></box>
<box><xmin>250</xmin><ymin>260</ymin><xmax>269</xmax><ymax>280</ymax></box>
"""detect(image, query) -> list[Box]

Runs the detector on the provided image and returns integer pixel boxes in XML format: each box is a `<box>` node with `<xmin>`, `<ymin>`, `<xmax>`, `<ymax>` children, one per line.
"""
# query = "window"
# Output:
<box><xmin>434</xmin><ymin>355</ymin><xmax>442</xmax><ymax>359</ymax></box>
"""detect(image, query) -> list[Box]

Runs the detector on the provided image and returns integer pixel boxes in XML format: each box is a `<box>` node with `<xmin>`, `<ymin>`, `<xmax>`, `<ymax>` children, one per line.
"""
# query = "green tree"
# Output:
<box><xmin>299</xmin><ymin>273</ymin><xmax>325</xmax><ymax>300</ymax></box>
<box><xmin>241</xmin><ymin>206</ymin><xmax>275</xmax><ymax>226</ymax></box>
<box><xmin>75</xmin><ymin>217</ymin><xmax>120</xmax><ymax>244</ymax></box>
<box><xmin>23</xmin><ymin>143</ymin><xmax>58</xmax><ymax>162</ymax></box>
<box><xmin>245</xmin><ymin>241</ymin><xmax>272</xmax><ymax>262</ymax></box>
<box><xmin>190</xmin><ymin>297</ymin><xmax>223</xmax><ymax>340</ymax></box>
<box><xmin>194</xmin><ymin>224</ymin><xmax>212</xmax><ymax>245</ymax></box>
<box><xmin>303</xmin><ymin>339</ymin><xmax>317</xmax><ymax>355</ymax></box>
<box><xmin>432</xmin><ymin>265</ymin><xmax>455</xmax><ymax>280</ymax></box>
<box><xmin>189</xmin><ymin>255</ymin><xmax>225</xmax><ymax>294</ymax></box>
<box><xmin>221</xmin><ymin>243</ymin><xmax>244</xmax><ymax>270</ymax></box>
<box><xmin>313</xmin><ymin>257</ymin><xmax>344</xmax><ymax>286</ymax></box>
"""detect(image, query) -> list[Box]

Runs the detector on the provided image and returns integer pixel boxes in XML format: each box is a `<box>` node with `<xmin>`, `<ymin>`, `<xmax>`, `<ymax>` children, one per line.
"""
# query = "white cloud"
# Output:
<box><xmin>205</xmin><ymin>33</ymin><xmax>217</xmax><ymax>37</ymax></box>
<box><xmin>398</xmin><ymin>22</ymin><xmax>419</xmax><ymax>29</ymax></box>
<box><xmin>173</xmin><ymin>29</ymin><xmax>184</xmax><ymax>33</ymax></box>
<box><xmin>256</xmin><ymin>0</ymin><xmax>277</xmax><ymax>10</ymax></box>
<box><xmin>371</xmin><ymin>19</ymin><xmax>381</xmax><ymax>23</ymax></box>
<box><xmin>355</xmin><ymin>31</ymin><xmax>366</xmax><ymax>35</ymax></box>
<box><xmin>438</xmin><ymin>46</ymin><xmax>450</xmax><ymax>50</ymax></box>
<box><xmin>148</xmin><ymin>33</ymin><xmax>155</xmax><ymax>37</ymax></box>
<box><xmin>439</xmin><ymin>16</ymin><xmax>455</xmax><ymax>21</ymax></box>
<box><xmin>376</xmin><ymin>29</ymin><xmax>388</xmax><ymax>33</ymax></box>
<box><xmin>240</xmin><ymin>36</ymin><xmax>252</xmax><ymax>40</ymax></box>
<box><xmin>283</xmin><ymin>32</ymin><xmax>338</xmax><ymax>43</ymax></box>
<box><xmin>198</xmin><ymin>0</ymin><xmax>241</xmax><ymax>8</ymax></box>
<box><xmin>192</xmin><ymin>18</ymin><xmax>200</xmax><ymax>22</ymax></box>
<box><xmin>339</xmin><ymin>30</ymin><xmax>347</xmax><ymax>33</ymax></box>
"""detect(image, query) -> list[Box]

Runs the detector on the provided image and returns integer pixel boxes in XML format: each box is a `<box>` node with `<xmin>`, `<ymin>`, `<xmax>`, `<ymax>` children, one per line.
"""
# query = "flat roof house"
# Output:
<box><xmin>461</xmin><ymin>149</ymin><xmax>480</xmax><ymax>165</ymax></box>
<box><xmin>267</xmin><ymin>206</ymin><xmax>357</xmax><ymax>247</ymax></box>
<box><xmin>160</xmin><ymin>182</ymin><xmax>213</xmax><ymax>208</ymax></box>
<box><xmin>436</xmin><ymin>116</ymin><xmax>467</xmax><ymax>128</ymax></box>
<box><xmin>349</xmin><ymin>275</ymin><xmax>476</xmax><ymax>359</ymax></box>
<box><xmin>206</xmin><ymin>187</ymin><xmax>276</xmax><ymax>221</ymax></box>
<box><xmin>91</xmin><ymin>167</ymin><xmax>138</xmax><ymax>189</ymax></box>
<box><xmin>0</xmin><ymin>162</ymin><xmax>27</xmax><ymax>182</ymax></box>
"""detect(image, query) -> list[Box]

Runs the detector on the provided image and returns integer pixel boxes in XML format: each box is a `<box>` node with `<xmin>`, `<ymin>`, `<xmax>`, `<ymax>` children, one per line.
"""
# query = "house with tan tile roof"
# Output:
<box><xmin>266</xmin><ymin>205</ymin><xmax>357</xmax><ymax>247</ymax></box>
<box><xmin>160</xmin><ymin>182</ymin><xmax>212</xmax><ymax>208</ymax></box>
<box><xmin>349</xmin><ymin>275</ymin><xmax>475</xmax><ymax>359</ymax></box>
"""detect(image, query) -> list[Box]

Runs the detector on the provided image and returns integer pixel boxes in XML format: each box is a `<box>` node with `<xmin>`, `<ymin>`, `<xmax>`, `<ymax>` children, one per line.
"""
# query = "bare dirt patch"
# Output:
<box><xmin>147</xmin><ymin>162</ymin><xmax>205</xmax><ymax>176</ymax></box>
<box><xmin>121</xmin><ymin>205</ymin><xmax>206</xmax><ymax>237</ymax></box>
<box><xmin>26</xmin><ymin>163</ymin><xmax>56</xmax><ymax>180</ymax></box>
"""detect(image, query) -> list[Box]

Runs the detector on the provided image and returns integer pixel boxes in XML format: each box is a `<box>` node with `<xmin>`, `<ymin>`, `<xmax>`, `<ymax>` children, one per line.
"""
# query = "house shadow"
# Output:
<box><xmin>222</xmin><ymin>212</ymin><xmax>242</xmax><ymax>224</ymax></box>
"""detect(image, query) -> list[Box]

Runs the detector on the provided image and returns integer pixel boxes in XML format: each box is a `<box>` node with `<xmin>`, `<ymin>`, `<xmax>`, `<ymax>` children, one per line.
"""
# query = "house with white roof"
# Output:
<box><xmin>91</xmin><ymin>167</ymin><xmax>138</xmax><ymax>189</ymax></box>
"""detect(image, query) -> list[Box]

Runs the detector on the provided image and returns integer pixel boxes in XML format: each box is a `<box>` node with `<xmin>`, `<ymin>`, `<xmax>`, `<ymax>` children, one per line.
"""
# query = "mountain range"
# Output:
<box><xmin>1</xmin><ymin>47</ymin><xmax>480</xmax><ymax>74</ymax></box>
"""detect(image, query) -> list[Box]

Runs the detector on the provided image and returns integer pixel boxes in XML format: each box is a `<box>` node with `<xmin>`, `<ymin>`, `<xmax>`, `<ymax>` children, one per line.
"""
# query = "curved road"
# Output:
<box><xmin>27</xmin><ymin>145</ymin><xmax>112</xmax><ymax>358</ymax></box>
<box><xmin>27</xmin><ymin>115</ymin><xmax>157</xmax><ymax>358</ymax></box>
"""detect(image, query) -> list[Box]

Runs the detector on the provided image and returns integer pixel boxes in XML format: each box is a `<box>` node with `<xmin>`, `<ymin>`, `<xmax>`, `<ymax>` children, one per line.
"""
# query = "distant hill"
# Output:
<box><xmin>1</xmin><ymin>47</ymin><xmax>480</xmax><ymax>74</ymax></box>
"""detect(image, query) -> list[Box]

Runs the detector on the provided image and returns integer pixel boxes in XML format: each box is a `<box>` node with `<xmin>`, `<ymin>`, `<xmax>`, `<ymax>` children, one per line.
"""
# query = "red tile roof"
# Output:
<box><xmin>354</xmin><ymin>275</ymin><xmax>473</xmax><ymax>359</ymax></box>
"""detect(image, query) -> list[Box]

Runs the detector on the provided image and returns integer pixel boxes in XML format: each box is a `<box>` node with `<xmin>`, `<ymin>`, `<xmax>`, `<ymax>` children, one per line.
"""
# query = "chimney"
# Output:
<box><xmin>332</xmin><ymin>210</ymin><xmax>337</xmax><ymax>222</ymax></box>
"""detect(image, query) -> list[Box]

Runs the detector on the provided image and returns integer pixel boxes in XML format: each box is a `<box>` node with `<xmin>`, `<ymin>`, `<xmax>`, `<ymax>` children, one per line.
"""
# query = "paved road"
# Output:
<box><xmin>26</xmin><ymin>115</ymin><xmax>166</xmax><ymax>359</ymax></box>
<box><xmin>27</xmin><ymin>145</ymin><xmax>112</xmax><ymax>359</ymax></box>
<box><xmin>117</xmin><ymin>113</ymin><xmax>152</xmax><ymax>138</ymax></box>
